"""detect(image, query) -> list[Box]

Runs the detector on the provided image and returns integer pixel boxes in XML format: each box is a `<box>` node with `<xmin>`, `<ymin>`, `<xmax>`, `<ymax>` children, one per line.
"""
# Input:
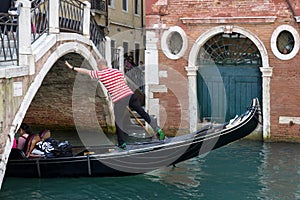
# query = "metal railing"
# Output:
<box><xmin>59</xmin><ymin>0</ymin><xmax>84</xmax><ymax>34</ymax></box>
<box><xmin>125</xmin><ymin>66</ymin><xmax>145</xmax><ymax>93</ymax></box>
<box><xmin>0</xmin><ymin>13</ymin><xmax>18</xmax><ymax>63</ymax></box>
<box><xmin>90</xmin><ymin>16</ymin><xmax>106</xmax><ymax>57</ymax></box>
<box><xmin>0</xmin><ymin>0</ymin><xmax>107</xmax><ymax>65</ymax></box>
<box><xmin>31</xmin><ymin>0</ymin><xmax>49</xmax><ymax>43</ymax></box>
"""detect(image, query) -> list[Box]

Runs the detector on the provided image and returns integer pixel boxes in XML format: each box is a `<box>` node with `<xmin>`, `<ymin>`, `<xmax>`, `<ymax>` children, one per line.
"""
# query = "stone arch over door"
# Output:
<box><xmin>186</xmin><ymin>25</ymin><xmax>272</xmax><ymax>140</ymax></box>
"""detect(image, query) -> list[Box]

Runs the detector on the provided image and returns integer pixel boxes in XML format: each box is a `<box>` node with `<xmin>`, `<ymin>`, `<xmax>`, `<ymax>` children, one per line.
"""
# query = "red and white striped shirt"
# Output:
<box><xmin>89</xmin><ymin>68</ymin><xmax>133</xmax><ymax>103</ymax></box>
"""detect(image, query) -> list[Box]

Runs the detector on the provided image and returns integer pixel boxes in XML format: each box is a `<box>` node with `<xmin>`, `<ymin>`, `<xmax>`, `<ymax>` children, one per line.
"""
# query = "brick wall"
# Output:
<box><xmin>147</xmin><ymin>0</ymin><xmax>300</xmax><ymax>141</ymax></box>
<box><xmin>23</xmin><ymin>52</ymin><xmax>111</xmax><ymax>133</ymax></box>
<box><xmin>270</xmin><ymin>50</ymin><xmax>300</xmax><ymax>142</ymax></box>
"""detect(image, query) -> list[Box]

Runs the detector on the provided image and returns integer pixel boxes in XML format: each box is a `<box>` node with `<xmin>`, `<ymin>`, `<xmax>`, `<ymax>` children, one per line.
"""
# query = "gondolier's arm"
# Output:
<box><xmin>65</xmin><ymin>61</ymin><xmax>90</xmax><ymax>75</ymax></box>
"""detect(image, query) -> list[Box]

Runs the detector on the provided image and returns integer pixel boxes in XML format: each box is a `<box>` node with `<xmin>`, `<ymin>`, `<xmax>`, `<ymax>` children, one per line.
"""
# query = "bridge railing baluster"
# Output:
<box><xmin>31</xmin><ymin>0</ymin><xmax>49</xmax><ymax>43</ymax></box>
<box><xmin>89</xmin><ymin>17</ymin><xmax>106</xmax><ymax>57</ymax></box>
<box><xmin>0</xmin><ymin>13</ymin><xmax>19</xmax><ymax>64</ymax></box>
<box><xmin>0</xmin><ymin>0</ymin><xmax>107</xmax><ymax>65</ymax></box>
<box><xmin>59</xmin><ymin>0</ymin><xmax>84</xmax><ymax>34</ymax></box>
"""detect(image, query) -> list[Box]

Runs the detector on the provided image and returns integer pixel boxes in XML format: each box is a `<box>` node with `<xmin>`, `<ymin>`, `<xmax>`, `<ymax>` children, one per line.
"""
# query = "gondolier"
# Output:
<box><xmin>65</xmin><ymin>59</ymin><xmax>165</xmax><ymax>149</ymax></box>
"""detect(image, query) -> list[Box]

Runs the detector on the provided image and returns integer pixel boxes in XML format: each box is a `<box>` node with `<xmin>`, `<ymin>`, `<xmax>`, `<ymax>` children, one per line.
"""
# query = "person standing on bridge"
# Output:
<box><xmin>65</xmin><ymin>59</ymin><xmax>165</xmax><ymax>149</ymax></box>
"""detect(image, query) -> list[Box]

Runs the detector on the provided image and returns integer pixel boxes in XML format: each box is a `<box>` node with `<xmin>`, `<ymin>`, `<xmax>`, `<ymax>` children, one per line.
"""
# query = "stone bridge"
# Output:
<box><xmin>0</xmin><ymin>0</ymin><xmax>117</xmax><ymax>188</ymax></box>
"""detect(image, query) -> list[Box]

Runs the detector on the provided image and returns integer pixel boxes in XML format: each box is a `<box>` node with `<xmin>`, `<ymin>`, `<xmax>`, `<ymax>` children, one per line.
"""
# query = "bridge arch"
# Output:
<box><xmin>10</xmin><ymin>35</ymin><xmax>114</xmax><ymax>148</ymax></box>
<box><xmin>1</xmin><ymin>0</ymin><xmax>111</xmax><ymax>188</ymax></box>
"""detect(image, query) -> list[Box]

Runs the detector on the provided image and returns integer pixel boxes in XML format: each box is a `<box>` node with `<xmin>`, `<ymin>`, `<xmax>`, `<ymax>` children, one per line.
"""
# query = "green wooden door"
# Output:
<box><xmin>196</xmin><ymin>32</ymin><xmax>262</xmax><ymax>123</ymax></box>
<box><xmin>197</xmin><ymin>65</ymin><xmax>262</xmax><ymax>122</ymax></box>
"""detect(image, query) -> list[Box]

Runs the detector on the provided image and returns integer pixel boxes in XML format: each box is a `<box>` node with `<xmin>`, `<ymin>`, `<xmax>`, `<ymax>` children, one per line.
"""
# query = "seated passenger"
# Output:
<box><xmin>23</xmin><ymin>134</ymin><xmax>41</xmax><ymax>157</ymax></box>
<box><xmin>29</xmin><ymin>129</ymin><xmax>54</xmax><ymax>158</ymax></box>
<box><xmin>12</xmin><ymin>138</ymin><xmax>17</xmax><ymax>148</ymax></box>
<box><xmin>17</xmin><ymin>123</ymin><xmax>32</xmax><ymax>151</ymax></box>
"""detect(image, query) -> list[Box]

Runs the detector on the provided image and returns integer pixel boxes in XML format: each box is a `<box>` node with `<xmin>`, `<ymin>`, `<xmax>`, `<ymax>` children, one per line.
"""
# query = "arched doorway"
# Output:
<box><xmin>197</xmin><ymin>32</ymin><xmax>262</xmax><ymax>123</ymax></box>
<box><xmin>187</xmin><ymin>26</ymin><xmax>272</xmax><ymax>139</ymax></box>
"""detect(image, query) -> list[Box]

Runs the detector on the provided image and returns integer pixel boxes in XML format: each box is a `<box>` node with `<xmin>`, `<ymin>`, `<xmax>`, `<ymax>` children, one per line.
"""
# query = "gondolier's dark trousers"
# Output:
<box><xmin>114</xmin><ymin>94</ymin><xmax>159</xmax><ymax>146</ymax></box>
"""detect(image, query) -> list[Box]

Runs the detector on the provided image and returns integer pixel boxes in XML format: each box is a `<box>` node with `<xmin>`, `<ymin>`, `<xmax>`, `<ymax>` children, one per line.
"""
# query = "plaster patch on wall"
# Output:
<box><xmin>155</xmin><ymin>0</ymin><xmax>167</xmax><ymax>5</ymax></box>
<box><xmin>279</xmin><ymin>116</ymin><xmax>300</xmax><ymax>124</ymax></box>
<box><xmin>159</xmin><ymin>70</ymin><xmax>168</xmax><ymax>78</ymax></box>
<box><xmin>13</xmin><ymin>82</ymin><xmax>23</xmax><ymax>97</ymax></box>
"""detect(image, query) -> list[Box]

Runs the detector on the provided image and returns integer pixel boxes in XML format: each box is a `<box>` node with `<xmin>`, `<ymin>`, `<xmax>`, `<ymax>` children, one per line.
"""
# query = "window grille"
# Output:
<box><xmin>198</xmin><ymin>33</ymin><xmax>261</xmax><ymax>66</ymax></box>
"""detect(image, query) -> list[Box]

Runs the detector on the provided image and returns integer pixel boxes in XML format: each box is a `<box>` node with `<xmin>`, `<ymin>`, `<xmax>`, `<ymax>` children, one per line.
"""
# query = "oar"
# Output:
<box><xmin>126</xmin><ymin>106</ymin><xmax>152</xmax><ymax>137</ymax></box>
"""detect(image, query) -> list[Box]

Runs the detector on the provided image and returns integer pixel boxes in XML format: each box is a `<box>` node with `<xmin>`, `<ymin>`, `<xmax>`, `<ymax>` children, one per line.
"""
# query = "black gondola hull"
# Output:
<box><xmin>6</xmin><ymin>98</ymin><xmax>261</xmax><ymax>178</ymax></box>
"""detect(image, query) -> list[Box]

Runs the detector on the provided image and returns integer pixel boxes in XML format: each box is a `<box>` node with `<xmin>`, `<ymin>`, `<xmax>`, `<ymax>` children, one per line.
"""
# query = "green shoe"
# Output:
<box><xmin>156</xmin><ymin>129</ymin><xmax>165</xmax><ymax>140</ymax></box>
<box><xmin>118</xmin><ymin>142</ymin><xmax>127</xmax><ymax>150</ymax></box>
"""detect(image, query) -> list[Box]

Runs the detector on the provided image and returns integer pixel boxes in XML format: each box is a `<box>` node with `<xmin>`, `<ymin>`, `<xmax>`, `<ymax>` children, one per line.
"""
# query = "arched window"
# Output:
<box><xmin>198</xmin><ymin>33</ymin><xmax>261</xmax><ymax>66</ymax></box>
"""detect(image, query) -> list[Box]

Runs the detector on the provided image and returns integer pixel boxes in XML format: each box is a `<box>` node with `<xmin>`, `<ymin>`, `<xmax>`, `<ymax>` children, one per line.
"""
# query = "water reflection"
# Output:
<box><xmin>146</xmin><ymin>162</ymin><xmax>203</xmax><ymax>199</ymax></box>
<box><xmin>144</xmin><ymin>140</ymin><xmax>300</xmax><ymax>200</ymax></box>
<box><xmin>145</xmin><ymin>140</ymin><xmax>264</xmax><ymax>199</ymax></box>
<box><xmin>146</xmin><ymin>159</ymin><xmax>202</xmax><ymax>188</ymax></box>
<box><xmin>259</xmin><ymin>142</ymin><xmax>300</xmax><ymax>200</ymax></box>
<box><xmin>1</xmin><ymin>140</ymin><xmax>300</xmax><ymax>200</ymax></box>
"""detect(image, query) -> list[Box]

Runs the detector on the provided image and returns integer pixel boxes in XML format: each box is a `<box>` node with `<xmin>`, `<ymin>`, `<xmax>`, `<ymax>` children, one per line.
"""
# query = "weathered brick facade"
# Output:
<box><xmin>146</xmin><ymin>0</ymin><xmax>300</xmax><ymax>142</ymax></box>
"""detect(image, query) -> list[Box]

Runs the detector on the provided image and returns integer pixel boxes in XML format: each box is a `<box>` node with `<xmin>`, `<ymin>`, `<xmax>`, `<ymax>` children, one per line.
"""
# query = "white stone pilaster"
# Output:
<box><xmin>105</xmin><ymin>36</ymin><xmax>111</xmax><ymax>68</ymax></box>
<box><xmin>145</xmin><ymin>31</ymin><xmax>160</xmax><ymax>122</ymax></box>
<box><xmin>83</xmin><ymin>1</ymin><xmax>91</xmax><ymax>38</ymax></box>
<box><xmin>260</xmin><ymin>67</ymin><xmax>273</xmax><ymax>140</ymax></box>
<box><xmin>49</xmin><ymin>0</ymin><xmax>59</xmax><ymax>34</ymax></box>
<box><xmin>118</xmin><ymin>46</ymin><xmax>124</xmax><ymax>73</ymax></box>
<box><xmin>185</xmin><ymin>65</ymin><xmax>198</xmax><ymax>132</ymax></box>
<box><xmin>18</xmin><ymin>0</ymin><xmax>33</xmax><ymax>73</ymax></box>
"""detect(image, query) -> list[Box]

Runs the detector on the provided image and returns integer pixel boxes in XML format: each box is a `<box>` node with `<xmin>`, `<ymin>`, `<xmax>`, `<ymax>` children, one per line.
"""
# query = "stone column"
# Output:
<box><xmin>118</xmin><ymin>46</ymin><xmax>124</xmax><ymax>73</ymax></box>
<box><xmin>260</xmin><ymin>67</ymin><xmax>273</xmax><ymax>141</ymax></box>
<box><xmin>82</xmin><ymin>1</ymin><xmax>91</xmax><ymax>38</ymax></box>
<box><xmin>185</xmin><ymin>65</ymin><xmax>198</xmax><ymax>132</ymax></box>
<box><xmin>49</xmin><ymin>0</ymin><xmax>59</xmax><ymax>34</ymax></box>
<box><xmin>105</xmin><ymin>36</ymin><xmax>111</xmax><ymax>68</ymax></box>
<box><xmin>145</xmin><ymin>31</ymin><xmax>160</xmax><ymax>122</ymax></box>
<box><xmin>18</xmin><ymin>0</ymin><xmax>33</xmax><ymax>72</ymax></box>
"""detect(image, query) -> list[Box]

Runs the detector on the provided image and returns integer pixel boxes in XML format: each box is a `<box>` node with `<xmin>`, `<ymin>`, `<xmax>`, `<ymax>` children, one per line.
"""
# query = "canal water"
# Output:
<box><xmin>1</xmin><ymin>140</ymin><xmax>299</xmax><ymax>200</ymax></box>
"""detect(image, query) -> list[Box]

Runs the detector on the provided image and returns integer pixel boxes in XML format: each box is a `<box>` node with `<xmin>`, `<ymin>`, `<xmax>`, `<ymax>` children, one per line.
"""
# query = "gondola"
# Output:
<box><xmin>6</xmin><ymin>98</ymin><xmax>261</xmax><ymax>178</ymax></box>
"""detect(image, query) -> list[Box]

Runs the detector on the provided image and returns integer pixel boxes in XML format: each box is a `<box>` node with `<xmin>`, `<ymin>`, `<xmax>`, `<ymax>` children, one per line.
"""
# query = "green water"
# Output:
<box><xmin>1</xmin><ymin>140</ymin><xmax>300</xmax><ymax>200</ymax></box>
